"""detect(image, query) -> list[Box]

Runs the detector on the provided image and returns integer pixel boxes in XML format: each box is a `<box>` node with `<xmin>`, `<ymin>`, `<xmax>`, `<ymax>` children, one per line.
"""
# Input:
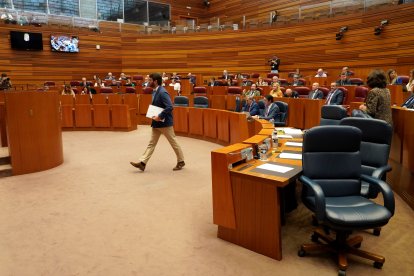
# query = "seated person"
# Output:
<box><xmin>284</xmin><ymin>88</ymin><xmax>299</xmax><ymax>98</ymax></box>
<box><xmin>0</xmin><ymin>73</ymin><xmax>12</xmax><ymax>90</ymax></box>
<box><xmin>81</xmin><ymin>86</ymin><xmax>93</xmax><ymax>98</ymax></box>
<box><xmin>308</xmin><ymin>82</ymin><xmax>324</xmax><ymax>99</ymax></box>
<box><xmin>119</xmin><ymin>73</ymin><xmax>128</xmax><ymax>81</ymax></box>
<box><xmin>171</xmin><ymin>72</ymin><xmax>180</xmax><ymax>80</ymax></box>
<box><xmin>325</xmin><ymin>82</ymin><xmax>344</xmax><ymax>105</ymax></box>
<box><xmin>222</xmin><ymin>70</ymin><xmax>230</xmax><ymax>80</ymax></box>
<box><xmin>162</xmin><ymin>72</ymin><xmax>169</xmax><ymax>82</ymax></box>
<box><xmin>93</xmin><ymin>75</ymin><xmax>104</xmax><ymax>87</ymax></box>
<box><xmin>253</xmin><ymin>94</ymin><xmax>280</xmax><ymax>121</ymax></box>
<box><xmin>243</xmin><ymin>83</ymin><xmax>261</xmax><ymax>97</ymax></box>
<box><xmin>105</xmin><ymin>72</ymin><xmax>115</xmax><ymax>80</ymax></box>
<box><xmin>291</xmin><ymin>75</ymin><xmax>305</xmax><ymax>86</ymax></box>
<box><xmin>61</xmin><ymin>84</ymin><xmax>75</xmax><ymax>97</ymax></box>
<box><xmin>187</xmin><ymin>73</ymin><xmax>196</xmax><ymax>86</ymax></box>
<box><xmin>271</xmin><ymin>75</ymin><xmax>280</xmax><ymax>86</ymax></box>
<box><xmin>315</xmin><ymin>68</ymin><xmax>327</xmax><ymax>77</ymax></box>
<box><xmin>125</xmin><ymin>78</ymin><xmax>135</xmax><ymax>87</ymax></box>
<box><xmin>269</xmin><ymin>83</ymin><xmax>283</xmax><ymax>98</ymax></box>
<box><xmin>80</xmin><ymin>77</ymin><xmax>88</xmax><ymax>88</ymax></box>
<box><xmin>208</xmin><ymin>77</ymin><xmax>216</xmax><ymax>86</ymax></box>
<box><xmin>386</xmin><ymin>69</ymin><xmax>403</xmax><ymax>85</ymax></box>
<box><xmin>241</xmin><ymin>78</ymin><xmax>251</xmax><ymax>86</ymax></box>
<box><xmin>169</xmin><ymin>78</ymin><xmax>181</xmax><ymax>95</ymax></box>
<box><xmin>402</xmin><ymin>94</ymin><xmax>414</xmax><ymax>109</ymax></box>
<box><xmin>242</xmin><ymin>96</ymin><xmax>260</xmax><ymax>116</ymax></box>
<box><xmin>341</xmin><ymin>66</ymin><xmax>353</xmax><ymax>76</ymax></box>
<box><xmin>336</xmin><ymin>74</ymin><xmax>351</xmax><ymax>86</ymax></box>
<box><xmin>256</xmin><ymin>77</ymin><xmax>268</xmax><ymax>86</ymax></box>
<box><xmin>407</xmin><ymin>69</ymin><xmax>414</xmax><ymax>93</ymax></box>
<box><xmin>142</xmin><ymin>75</ymin><xmax>150</xmax><ymax>87</ymax></box>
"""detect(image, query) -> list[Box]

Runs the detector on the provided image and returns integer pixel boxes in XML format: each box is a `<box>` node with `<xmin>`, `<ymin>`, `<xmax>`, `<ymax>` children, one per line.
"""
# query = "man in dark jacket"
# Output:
<box><xmin>130</xmin><ymin>73</ymin><xmax>185</xmax><ymax>171</ymax></box>
<box><xmin>242</xmin><ymin>96</ymin><xmax>260</xmax><ymax>116</ymax></box>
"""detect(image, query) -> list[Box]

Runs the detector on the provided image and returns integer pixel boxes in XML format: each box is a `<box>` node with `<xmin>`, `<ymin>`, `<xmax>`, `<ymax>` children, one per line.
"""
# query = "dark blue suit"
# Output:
<box><xmin>151</xmin><ymin>86</ymin><xmax>173</xmax><ymax>128</ymax></box>
<box><xmin>242</xmin><ymin>101</ymin><xmax>260</xmax><ymax>116</ymax></box>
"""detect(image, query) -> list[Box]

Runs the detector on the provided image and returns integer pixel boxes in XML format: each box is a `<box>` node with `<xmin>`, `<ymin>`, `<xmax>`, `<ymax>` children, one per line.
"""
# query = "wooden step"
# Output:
<box><xmin>0</xmin><ymin>164</ymin><xmax>12</xmax><ymax>178</ymax></box>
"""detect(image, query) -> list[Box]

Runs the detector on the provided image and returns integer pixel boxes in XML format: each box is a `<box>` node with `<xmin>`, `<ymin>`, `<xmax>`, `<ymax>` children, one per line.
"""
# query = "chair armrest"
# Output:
<box><xmin>360</xmin><ymin>174</ymin><xmax>395</xmax><ymax>215</ymax></box>
<box><xmin>371</xmin><ymin>164</ymin><xmax>392</xmax><ymax>179</ymax></box>
<box><xmin>300</xmin><ymin>176</ymin><xmax>326</xmax><ymax>222</ymax></box>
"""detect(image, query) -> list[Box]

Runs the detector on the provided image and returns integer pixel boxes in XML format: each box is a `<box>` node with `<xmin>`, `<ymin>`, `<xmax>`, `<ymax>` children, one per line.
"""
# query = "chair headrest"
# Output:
<box><xmin>303</xmin><ymin>126</ymin><xmax>361</xmax><ymax>153</ymax></box>
<box><xmin>340</xmin><ymin>117</ymin><xmax>392</xmax><ymax>144</ymax></box>
<box><xmin>321</xmin><ymin>105</ymin><xmax>347</xmax><ymax>119</ymax></box>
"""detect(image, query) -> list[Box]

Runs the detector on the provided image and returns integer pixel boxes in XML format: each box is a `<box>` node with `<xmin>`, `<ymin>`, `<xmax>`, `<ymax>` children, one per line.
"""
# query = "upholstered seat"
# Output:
<box><xmin>193</xmin><ymin>96</ymin><xmax>209</xmax><ymax>108</ymax></box>
<box><xmin>274</xmin><ymin>101</ymin><xmax>288</xmax><ymax>126</ymax></box>
<box><xmin>174</xmin><ymin>96</ymin><xmax>189</xmax><ymax>107</ymax></box>
<box><xmin>298</xmin><ymin>126</ymin><xmax>395</xmax><ymax>274</ymax></box>
<box><xmin>320</xmin><ymin>105</ymin><xmax>347</xmax><ymax>125</ymax></box>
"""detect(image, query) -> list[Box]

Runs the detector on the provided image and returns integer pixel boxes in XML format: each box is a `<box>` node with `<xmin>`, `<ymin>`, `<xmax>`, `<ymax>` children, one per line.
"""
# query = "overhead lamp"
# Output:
<box><xmin>374</xmin><ymin>20</ymin><xmax>389</xmax><ymax>36</ymax></box>
<box><xmin>336</xmin><ymin>26</ymin><xmax>348</xmax><ymax>40</ymax></box>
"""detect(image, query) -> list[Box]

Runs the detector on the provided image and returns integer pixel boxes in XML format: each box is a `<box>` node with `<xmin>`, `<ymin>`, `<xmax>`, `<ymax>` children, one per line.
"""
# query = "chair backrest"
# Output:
<box><xmin>320</xmin><ymin>105</ymin><xmax>347</xmax><ymax>125</ymax></box>
<box><xmin>279</xmin><ymin>79</ymin><xmax>289</xmax><ymax>86</ymax></box>
<box><xmin>241</xmin><ymin>73</ymin><xmax>250</xmax><ymax>78</ymax></box>
<box><xmin>263</xmin><ymin>78</ymin><xmax>272</xmax><ymax>85</ymax></box>
<box><xmin>44</xmin><ymin>81</ymin><xmax>55</xmax><ymax>87</ymax></box>
<box><xmin>274</xmin><ymin>101</ymin><xmax>288</xmax><ymax>126</ymax></box>
<box><xmin>399</xmin><ymin>75</ymin><xmax>409</xmax><ymax>85</ymax></box>
<box><xmin>267</xmin><ymin>73</ymin><xmax>279</xmax><ymax>78</ymax></box>
<box><xmin>354</xmin><ymin>86</ymin><xmax>368</xmax><ymax>102</ymax></box>
<box><xmin>70</xmin><ymin>81</ymin><xmax>80</xmax><ymax>87</ymax></box>
<box><xmin>125</xmin><ymin>87</ymin><xmax>136</xmax><ymax>94</ymax></box>
<box><xmin>251</xmin><ymin>73</ymin><xmax>260</xmax><ymax>78</ymax></box>
<box><xmin>339</xmin><ymin>117</ymin><xmax>392</xmax><ymax>176</ymax></box>
<box><xmin>174</xmin><ymin>96</ymin><xmax>189</xmax><ymax>107</ymax></box>
<box><xmin>193</xmin><ymin>86</ymin><xmax>207</xmax><ymax>95</ymax></box>
<box><xmin>100</xmin><ymin>87</ymin><xmax>113</xmax><ymax>94</ymax></box>
<box><xmin>132</xmin><ymin>75</ymin><xmax>144</xmax><ymax>81</ymax></box>
<box><xmin>257</xmin><ymin>100</ymin><xmax>265</xmax><ymax>116</ymax></box>
<box><xmin>193</xmin><ymin>96</ymin><xmax>209</xmax><ymax>108</ymax></box>
<box><xmin>294</xmin><ymin>86</ymin><xmax>311</xmax><ymax>98</ymax></box>
<box><xmin>143</xmin><ymin>87</ymin><xmax>154</xmax><ymax>94</ymax></box>
<box><xmin>319</xmin><ymin>87</ymin><xmax>330</xmax><ymax>98</ymax></box>
<box><xmin>227</xmin><ymin>86</ymin><xmax>242</xmax><ymax>94</ymax></box>
<box><xmin>302</xmin><ymin>125</ymin><xmax>362</xmax><ymax>197</ymax></box>
<box><xmin>337</xmin><ymin>86</ymin><xmax>348</xmax><ymax>104</ymax></box>
<box><xmin>350</xmin><ymin>78</ymin><xmax>364</xmax><ymax>86</ymax></box>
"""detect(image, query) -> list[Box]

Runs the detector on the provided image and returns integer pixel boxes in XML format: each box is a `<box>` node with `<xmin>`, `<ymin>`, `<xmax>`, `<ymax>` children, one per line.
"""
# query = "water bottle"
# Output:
<box><xmin>272</xmin><ymin>130</ymin><xmax>278</xmax><ymax>153</ymax></box>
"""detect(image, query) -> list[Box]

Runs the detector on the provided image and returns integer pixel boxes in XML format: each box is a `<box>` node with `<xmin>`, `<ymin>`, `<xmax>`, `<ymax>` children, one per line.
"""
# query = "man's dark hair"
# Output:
<box><xmin>265</xmin><ymin>94</ymin><xmax>274</xmax><ymax>102</ymax></box>
<box><xmin>149</xmin><ymin>73</ymin><xmax>162</xmax><ymax>86</ymax></box>
<box><xmin>367</xmin><ymin>70</ymin><xmax>387</xmax><ymax>89</ymax></box>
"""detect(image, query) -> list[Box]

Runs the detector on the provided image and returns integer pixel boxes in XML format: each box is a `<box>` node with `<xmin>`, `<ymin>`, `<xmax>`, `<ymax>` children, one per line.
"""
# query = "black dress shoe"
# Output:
<box><xmin>130</xmin><ymin>161</ymin><xmax>146</xmax><ymax>171</ymax></box>
<box><xmin>173</xmin><ymin>161</ymin><xmax>185</xmax><ymax>171</ymax></box>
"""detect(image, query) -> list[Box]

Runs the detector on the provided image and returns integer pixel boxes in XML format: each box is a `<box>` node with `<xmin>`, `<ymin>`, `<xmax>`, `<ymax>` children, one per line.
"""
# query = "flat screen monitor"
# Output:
<box><xmin>50</xmin><ymin>35</ymin><xmax>79</xmax><ymax>53</ymax></box>
<box><xmin>10</xmin><ymin>31</ymin><xmax>43</xmax><ymax>51</ymax></box>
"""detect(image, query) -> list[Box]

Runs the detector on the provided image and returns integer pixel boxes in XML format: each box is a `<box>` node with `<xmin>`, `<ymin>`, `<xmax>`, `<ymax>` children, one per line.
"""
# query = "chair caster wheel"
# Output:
<box><xmin>353</xmin><ymin>242</ymin><xmax>361</xmax><ymax>248</ymax></box>
<box><xmin>338</xmin><ymin>269</ymin><xmax>346</xmax><ymax>276</ymax></box>
<box><xmin>311</xmin><ymin>233</ymin><xmax>318</xmax><ymax>242</ymax></box>
<box><xmin>298</xmin><ymin>249</ymin><xmax>306</xmax><ymax>257</ymax></box>
<box><xmin>374</xmin><ymin>262</ymin><xmax>383</xmax><ymax>269</ymax></box>
<box><xmin>373</xmin><ymin>228</ymin><xmax>381</xmax><ymax>236</ymax></box>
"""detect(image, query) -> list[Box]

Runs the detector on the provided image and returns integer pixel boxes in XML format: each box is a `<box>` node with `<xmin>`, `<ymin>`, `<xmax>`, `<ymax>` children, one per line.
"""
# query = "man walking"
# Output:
<box><xmin>130</xmin><ymin>73</ymin><xmax>185</xmax><ymax>171</ymax></box>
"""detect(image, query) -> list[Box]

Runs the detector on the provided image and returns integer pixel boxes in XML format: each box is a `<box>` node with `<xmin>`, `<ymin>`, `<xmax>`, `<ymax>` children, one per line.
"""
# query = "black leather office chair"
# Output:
<box><xmin>274</xmin><ymin>101</ymin><xmax>288</xmax><ymax>126</ymax></box>
<box><xmin>298</xmin><ymin>126</ymin><xmax>395</xmax><ymax>275</ymax></box>
<box><xmin>193</xmin><ymin>96</ymin><xmax>209</xmax><ymax>108</ymax></box>
<box><xmin>320</xmin><ymin>105</ymin><xmax>347</xmax><ymax>125</ymax></box>
<box><xmin>174</xmin><ymin>96</ymin><xmax>189</xmax><ymax>107</ymax></box>
<box><xmin>339</xmin><ymin>117</ymin><xmax>393</xmax><ymax>236</ymax></box>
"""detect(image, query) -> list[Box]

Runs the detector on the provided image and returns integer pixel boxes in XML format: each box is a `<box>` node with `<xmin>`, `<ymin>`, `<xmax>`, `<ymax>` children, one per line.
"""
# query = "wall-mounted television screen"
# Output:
<box><xmin>10</xmin><ymin>31</ymin><xmax>43</xmax><ymax>51</ymax></box>
<box><xmin>50</xmin><ymin>35</ymin><xmax>79</xmax><ymax>53</ymax></box>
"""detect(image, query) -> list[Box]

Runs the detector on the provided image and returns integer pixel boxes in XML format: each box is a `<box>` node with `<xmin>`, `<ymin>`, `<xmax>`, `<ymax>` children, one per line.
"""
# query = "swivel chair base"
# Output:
<box><xmin>298</xmin><ymin>227</ymin><xmax>384</xmax><ymax>275</ymax></box>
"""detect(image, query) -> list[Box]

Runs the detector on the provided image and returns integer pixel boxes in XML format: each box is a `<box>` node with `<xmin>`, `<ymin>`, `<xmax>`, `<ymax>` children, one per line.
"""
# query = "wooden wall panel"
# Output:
<box><xmin>0</xmin><ymin>3</ymin><xmax>414</xmax><ymax>87</ymax></box>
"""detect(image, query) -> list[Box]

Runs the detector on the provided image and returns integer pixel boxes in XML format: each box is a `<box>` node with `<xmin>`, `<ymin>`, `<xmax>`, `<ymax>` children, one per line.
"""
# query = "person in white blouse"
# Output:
<box><xmin>315</xmin><ymin>68</ymin><xmax>327</xmax><ymax>77</ymax></box>
<box><xmin>169</xmin><ymin>78</ymin><xmax>181</xmax><ymax>95</ymax></box>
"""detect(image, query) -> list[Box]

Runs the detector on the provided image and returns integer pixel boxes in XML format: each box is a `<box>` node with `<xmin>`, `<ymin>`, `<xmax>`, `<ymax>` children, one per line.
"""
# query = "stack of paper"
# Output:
<box><xmin>256</xmin><ymin>163</ymin><xmax>294</xmax><ymax>173</ymax></box>
<box><xmin>279</xmin><ymin>152</ymin><xmax>302</xmax><ymax>160</ymax></box>
<box><xmin>285</xmin><ymin>142</ymin><xmax>303</xmax><ymax>147</ymax></box>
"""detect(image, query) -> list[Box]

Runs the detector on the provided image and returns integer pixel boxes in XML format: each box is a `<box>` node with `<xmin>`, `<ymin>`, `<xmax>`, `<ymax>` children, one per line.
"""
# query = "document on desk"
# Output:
<box><xmin>279</xmin><ymin>152</ymin><xmax>302</xmax><ymax>160</ymax></box>
<box><xmin>256</xmin><ymin>163</ymin><xmax>294</xmax><ymax>173</ymax></box>
<box><xmin>285</xmin><ymin>142</ymin><xmax>303</xmax><ymax>147</ymax></box>
<box><xmin>146</xmin><ymin>104</ymin><xmax>165</xmax><ymax>121</ymax></box>
<box><xmin>283</xmin><ymin>128</ymin><xmax>303</xmax><ymax>135</ymax></box>
<box><xmin>277</xmin><ymin>134</ymin><xmax>293</xmax><ymax>139</ymax></box>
